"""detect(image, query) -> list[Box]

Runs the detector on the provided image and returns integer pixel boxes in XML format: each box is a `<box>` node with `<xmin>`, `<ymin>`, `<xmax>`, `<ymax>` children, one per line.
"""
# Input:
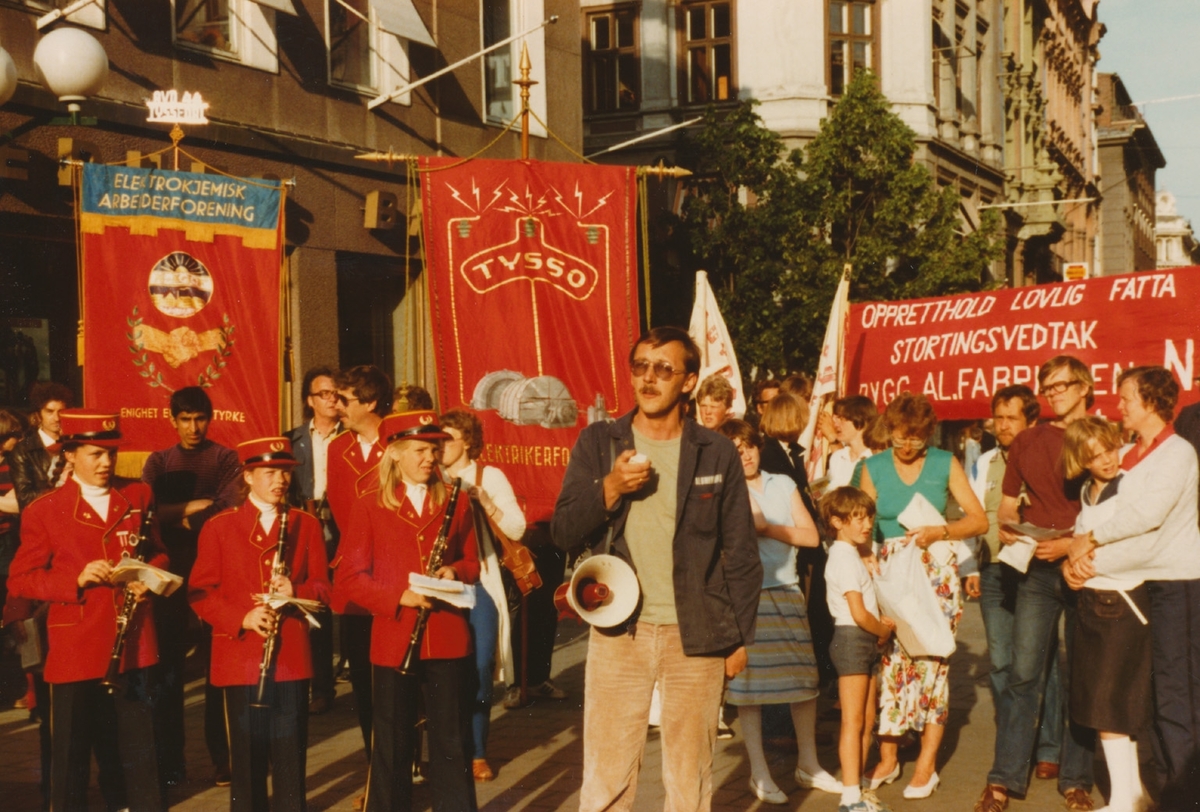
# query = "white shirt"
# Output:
<box><xmin>78</xmin><ymin>481</ymin><xmax>111</xmax><ymax>518</ymax></box>
<box><xmin>405</xmin><ymin>483</ymin><xmax>427</xmax><ymax>516</ymax></box>
<box><xmin>248</xmin><ymin>492</ymin><xmax>281</xmax><ymax>534</ymax></box>
<box><xmin>358</xmin><ymin>437</ymin><xmax>376</xmax><ymax>462</ymax></box>
<box><xmin>309</xmin><ymin>419</ymin><xmax>338</xmax><ymax>500</ymax></box>
<box><xmin>827</xmin><ymin>446</ymin><xmax>872</xmax><ymax>490</ymax></box>
<box><xmin>825</xmin><ymin>539</ymin><xmax>879</xmax><ymax>626</ymax></box>
<box><xmin>1092</xmin><ymin>435</ymin><xmax>1200</xmax><ymax>583</ymax></box>
<box><xmin>39</xmin><ymin>428</ymin><xmax>57</xmax><ymax>478</ymax></box>
<box><xmin>453</xmin><ymin>460</ymin><xmax>527</xmax><ymax>542</ymax></box>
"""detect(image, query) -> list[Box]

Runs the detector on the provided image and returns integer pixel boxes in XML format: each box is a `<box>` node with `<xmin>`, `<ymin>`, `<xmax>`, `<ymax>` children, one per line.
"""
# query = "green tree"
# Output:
<box><xmin>669</xmin><ymin>70</ymin><xmax>1002</xmax><ymax>379</ymax></box>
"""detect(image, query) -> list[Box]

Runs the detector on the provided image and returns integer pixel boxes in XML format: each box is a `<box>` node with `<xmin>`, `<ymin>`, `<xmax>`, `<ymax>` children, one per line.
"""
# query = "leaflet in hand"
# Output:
<box><xmin>896</xmin><ymin>494</ymin><xmax>955</xmax><ymax>565</ymax></box>
<box><xmin>408</xmin><ymin>573</ymin><xmax>477</xmax><ymax>610</ymax></box>
<box><xmin>111</xmin><ymin>558</ymin><xmax>183</xmax><ymax>597</ymax></box>
<box><xmin>997</xmin><ymin>535</ymin><xmax>1038</xmax><ymax>573</ymax></box>
<box><xmin>1000</xmin><ymin>522</ymin><xmax>1067</xmax><ymax>541</ymax></box>
<box><xmin>255</xmin><ymin>593</ymin><xmax>325</xmax><ymax>628</ymax></box>
<box><xmin>897</xmin><ymin>493</ymin><xmax>948</xmax><ymax>531</ymax></box>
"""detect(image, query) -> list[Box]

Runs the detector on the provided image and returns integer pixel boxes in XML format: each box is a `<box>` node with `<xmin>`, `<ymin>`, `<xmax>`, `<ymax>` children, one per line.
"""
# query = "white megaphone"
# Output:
<box><xmin>553</xmin><ymin>554</ymin><xmax>640</xmax><ymax>628</ymax></box>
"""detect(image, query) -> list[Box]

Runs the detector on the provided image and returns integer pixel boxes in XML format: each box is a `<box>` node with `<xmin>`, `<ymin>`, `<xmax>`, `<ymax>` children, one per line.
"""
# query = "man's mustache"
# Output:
<box><xmin>639</xmin><ymin>386</ymin><xmax>660</xmax><ymax>396</ymax></box>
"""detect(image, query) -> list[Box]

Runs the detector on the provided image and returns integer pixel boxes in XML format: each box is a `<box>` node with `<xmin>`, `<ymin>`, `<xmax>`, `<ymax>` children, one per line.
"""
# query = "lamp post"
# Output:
<box><xmin>33</xmin><ymin>27</ymin><xmax>108</xmax><ymax>124</ymax></box>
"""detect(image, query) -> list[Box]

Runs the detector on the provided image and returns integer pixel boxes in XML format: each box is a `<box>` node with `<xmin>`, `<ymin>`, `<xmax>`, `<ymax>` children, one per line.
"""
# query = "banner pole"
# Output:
<box><xmin>515</xmin><ymin>43</ymin><xmax>535</xmax><ymax>161</ymax></box>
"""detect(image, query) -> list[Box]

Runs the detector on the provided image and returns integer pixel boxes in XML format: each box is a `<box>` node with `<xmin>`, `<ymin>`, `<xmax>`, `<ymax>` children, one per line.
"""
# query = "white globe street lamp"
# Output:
<box><xmin>33</xmin><ymin>27</ymin><xmax>107</xmax><ymax>117</ymax></box>
<box><xmin>0</xmin><ymin>47</ymin><xmax>16</xmax><ymax>107</ymax></box>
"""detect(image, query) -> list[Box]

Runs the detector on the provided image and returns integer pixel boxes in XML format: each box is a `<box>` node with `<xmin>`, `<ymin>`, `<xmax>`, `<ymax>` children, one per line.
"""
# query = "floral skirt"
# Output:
<box><xmin>876</xmin><ymin>538</ymin><xmax>963</xmax><ymax>736</ymax></box>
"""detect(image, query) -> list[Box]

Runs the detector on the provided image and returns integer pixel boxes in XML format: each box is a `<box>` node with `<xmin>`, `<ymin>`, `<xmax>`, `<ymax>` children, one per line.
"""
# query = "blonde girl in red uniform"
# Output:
<box><xmin>190</xmin><ymin>436</ymin><xmax>330</xmax><ymax>812</ymax></box>
<box><xmin>334</xmin><ymin>411</ymin><xmax>480</xmax><ymax>812</ymax></box>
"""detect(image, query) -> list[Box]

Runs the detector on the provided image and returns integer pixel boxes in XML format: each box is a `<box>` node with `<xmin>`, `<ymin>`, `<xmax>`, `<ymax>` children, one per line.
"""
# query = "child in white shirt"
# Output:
<box><xmin>822</xmin><ymin>486</ymin><xmax>895</xmax><ymax>812</ymax></box>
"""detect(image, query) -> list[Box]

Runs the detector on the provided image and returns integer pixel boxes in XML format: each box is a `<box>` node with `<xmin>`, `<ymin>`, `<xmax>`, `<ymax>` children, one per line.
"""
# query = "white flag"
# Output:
<box><xmin>688</xmin><ymin>271</ymin><xmax>747</xmax><ymax>418</ymax></box>
<box><xmin>802</xmin><ymin>264</ymin><xmax>851</xmax><ymax>483</ymax></box>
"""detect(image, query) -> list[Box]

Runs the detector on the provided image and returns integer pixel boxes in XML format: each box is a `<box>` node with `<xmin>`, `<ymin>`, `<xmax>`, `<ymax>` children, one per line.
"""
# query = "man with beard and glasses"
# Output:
<box><xmin>970</xmin><ymin>386</ymin><xmax>1067</xmax><ymax>786</ymax></box>
<box><xmin>553</xmin><ymin>326</ymin><xmax>761</xmax><ymax>812</ymax></box>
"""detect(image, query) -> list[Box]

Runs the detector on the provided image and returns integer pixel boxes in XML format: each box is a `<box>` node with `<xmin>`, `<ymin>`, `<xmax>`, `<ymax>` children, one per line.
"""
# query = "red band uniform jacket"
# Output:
<box><xmin>325</xmin><ymin>431</ymin><xmax>383</xmax><ymax>613</ymax></box>
<box><xmin>334</xmin><ymin>487</ymin><xmax>480</xmax><ymax>667</ymax></box>
<box><xmin>189</xmin><ymin>504</ymin><xmax>331</xmax><ymax>687</ymax></box>
<box><xmin>7</xmin><ymin>476</ymin><xmax>168</xmax><ymax>683</ymax></box>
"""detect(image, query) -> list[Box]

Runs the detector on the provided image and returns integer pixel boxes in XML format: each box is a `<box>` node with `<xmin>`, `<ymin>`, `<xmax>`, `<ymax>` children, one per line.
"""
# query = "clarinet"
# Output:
<box><xmin>397</xmin><ymin>477</ymin><xmax>463</xmax><ymax>676</ymax></box>
<box><xmin>101</xmin><ymin>505</ymin><xmax>155</xmax><ymax>693</ymax></box>
<box><xmin>251</xmin><ymin>501</ymin><xmax>290</xmax><ymax>708</ymax></box>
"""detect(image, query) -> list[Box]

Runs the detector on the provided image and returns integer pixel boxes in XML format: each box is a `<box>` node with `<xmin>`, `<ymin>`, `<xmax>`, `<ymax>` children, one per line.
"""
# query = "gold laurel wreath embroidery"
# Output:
<box><xmin>126</xmin><ymin>305</ymin><xmax>236</xmax><ymax>392</ymax></box>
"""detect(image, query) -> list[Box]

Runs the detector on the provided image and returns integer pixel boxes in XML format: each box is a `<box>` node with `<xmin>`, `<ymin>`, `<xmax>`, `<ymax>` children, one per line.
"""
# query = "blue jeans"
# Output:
<box><xmin>988</xmin><ymin>561</ymin><xmax>1094</xmax><ymax>795</ymax></box>
<box><xmin>979</xmin><ymin>561</ymin><xmax>1063</xmax><ymax>765</ymax></box>
<box><xmin>1146</xmin><ymin>579</ymin><xmax>1200</xmax><ymax>811</ymax></box>
<box><xmin>468</xmin><ymin>584</ymin><xmax>499</xmax><ymax>760</ymax></box>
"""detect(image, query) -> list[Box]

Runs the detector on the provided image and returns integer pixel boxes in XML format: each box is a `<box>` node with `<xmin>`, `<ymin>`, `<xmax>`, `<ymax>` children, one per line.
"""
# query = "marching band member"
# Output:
<box><xmin>189</xmin><ymin>437</ymin><xmax>330</xmax><ymax>812</ymax></box>
<box><xmin>334</xmin><ymin>411</ymin><xmax>480</xmax><ymax>812</ymax></box>
<box><xmin>7</xmin><ymin>410</ymin><xmax>167</xmax><ymax>811</ymax></box>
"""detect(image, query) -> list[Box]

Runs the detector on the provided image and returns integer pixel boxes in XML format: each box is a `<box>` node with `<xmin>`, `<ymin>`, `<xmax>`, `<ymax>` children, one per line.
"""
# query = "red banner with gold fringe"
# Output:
<box><xmin>79</xmin><ymin>163</ymin><xmax>284</xmax><ymax>452</ymax></box>
<box><xmin>421</xmin><ymin>157</ymin><xmax>640</xmax><ymax>522</ymax></box>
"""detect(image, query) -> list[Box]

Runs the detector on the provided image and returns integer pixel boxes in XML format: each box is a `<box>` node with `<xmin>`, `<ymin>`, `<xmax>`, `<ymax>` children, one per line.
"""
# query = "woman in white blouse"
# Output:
<box><xmin>440</xmin><ymin>409</ymin><xmax>527</xmax><ymax>783</ymax></box>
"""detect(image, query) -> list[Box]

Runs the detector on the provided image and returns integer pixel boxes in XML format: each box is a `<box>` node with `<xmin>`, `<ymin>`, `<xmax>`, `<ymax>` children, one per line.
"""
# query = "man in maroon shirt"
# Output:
<box><xmin>142</xmin><ymin>386</ymin><xmax>242</xmax><ymax>788</ymax></box>
<box><xmin>977</xmin><ymin>356</ymin><xmax>1096</xmax><ymax>812</ymax></box>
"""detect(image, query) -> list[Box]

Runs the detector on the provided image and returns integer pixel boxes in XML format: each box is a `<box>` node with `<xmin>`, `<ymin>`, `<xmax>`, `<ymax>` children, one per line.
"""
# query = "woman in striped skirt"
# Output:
<box><xmin>719</xmin><ymin>419</ymin><xmax>841</xmax><ymax>804</ymax></box>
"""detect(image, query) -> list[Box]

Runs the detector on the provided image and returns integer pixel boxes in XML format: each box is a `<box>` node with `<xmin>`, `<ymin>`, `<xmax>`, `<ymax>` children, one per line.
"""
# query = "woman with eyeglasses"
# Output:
<box><xmin>852</xmin><ymin>392</ymin><xmax>986</xmax><ymax>799</ymax></box>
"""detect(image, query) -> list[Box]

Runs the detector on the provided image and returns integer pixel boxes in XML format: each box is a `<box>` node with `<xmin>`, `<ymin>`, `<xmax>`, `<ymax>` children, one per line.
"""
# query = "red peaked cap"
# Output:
<box><xmin>379</xmin><ymin>410</ymin><xmax>451</xmax><ymax>445</ymax></box>
<box><xmin>58</xmin><ymin>410</ymin><xmax>122</xmax><ymax>448</ymax></box>
<box><xmin>237</xmin><ymin>436</ymin><xmax>299</xmax><ymax>469</ymax></box>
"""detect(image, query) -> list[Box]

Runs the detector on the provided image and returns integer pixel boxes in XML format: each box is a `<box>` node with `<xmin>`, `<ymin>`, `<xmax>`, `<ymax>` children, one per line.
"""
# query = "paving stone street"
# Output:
<box><xmin>0</xmin><ymin>600</ymin><xmax>1094</xmax><ymax>810</ymax></box>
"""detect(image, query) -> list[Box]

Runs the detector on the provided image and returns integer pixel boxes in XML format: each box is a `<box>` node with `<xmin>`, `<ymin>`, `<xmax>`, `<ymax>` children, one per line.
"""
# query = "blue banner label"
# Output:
<box><xmin>81</xmin><ymin>163</ymin><xmax>280</xmax><ymax>231</ymax></box>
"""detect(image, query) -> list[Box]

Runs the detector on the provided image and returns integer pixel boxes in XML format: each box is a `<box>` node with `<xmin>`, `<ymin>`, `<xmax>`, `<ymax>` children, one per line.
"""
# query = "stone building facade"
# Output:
<box><xmin>1095</xmin><ymin>72</ymin><xmax>1163</xmax><ymax>275</ymax></box>
<box><xmin>1000</xmin><ymin>0</ymin><xmax>1103</xmax><ymax>283</ymax></box>
<box><xmin>0</xmin><ymin>0</ymin><xmax>580</xmax><ymax>420</ymax></box>
<box><xmin>579</xmin><ymin>0</ymin><xmax>1007</xmax><ymax>279</ymax></box>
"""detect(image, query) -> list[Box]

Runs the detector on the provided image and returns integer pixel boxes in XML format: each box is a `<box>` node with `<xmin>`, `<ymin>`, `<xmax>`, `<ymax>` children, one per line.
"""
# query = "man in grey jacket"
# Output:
<box><xmin>553</xmin><ymin>326</ymin><xmax>762</xmax><ymax>812</ymax></box>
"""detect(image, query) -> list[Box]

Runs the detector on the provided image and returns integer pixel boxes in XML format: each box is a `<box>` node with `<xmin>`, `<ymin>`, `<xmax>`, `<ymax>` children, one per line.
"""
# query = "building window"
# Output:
<box><xmin>329</xmin><ymin>0</ymin><xmax>374</xmax><ymax>90</ymax></box>
<box><xmin>483</xmin><ymin>0</ymin><xmax>513</xmax><ymax>123</ymax></box>
<box><xmin>173</xmin><ymin>0</ymin><xmax>281</xmax><ymax>72</ymax></box>
<box><xmin>176</xmin><ymin>0</ymin><xmax>234</xmax><ymax>54</ymax></box>
<box><xmin>586</xmin><ymin>7</ymin><xmax>639</xmax><ymax>114</ymax></box>
<box><xmin>682</xmin><ymin>1</ymin><xmax>732</xmax><ymax>104</ymax></box>
<box><xmin>828</xmin><ymin>0</ymin><xmax>875</xmax><ymax>96</ymax></box>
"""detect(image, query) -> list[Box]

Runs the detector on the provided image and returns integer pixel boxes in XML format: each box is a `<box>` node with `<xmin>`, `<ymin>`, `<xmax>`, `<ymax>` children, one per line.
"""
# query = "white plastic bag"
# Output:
<box><xmin>874</xmin><ymin>539</ymin><xmax>956</xmax><ymax>659</ymax></box>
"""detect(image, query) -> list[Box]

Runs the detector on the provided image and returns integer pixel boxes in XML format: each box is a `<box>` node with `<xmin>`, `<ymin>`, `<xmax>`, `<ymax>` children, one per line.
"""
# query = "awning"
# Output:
<box><xmin>248</xmin><ymin>0</ymin><xmax>298</xmax><ymax>14</ymax></box>
<box><xmin>372</xmin><ymin>0</ymin><xmax>436</xmax><ymax>47</ymax></box>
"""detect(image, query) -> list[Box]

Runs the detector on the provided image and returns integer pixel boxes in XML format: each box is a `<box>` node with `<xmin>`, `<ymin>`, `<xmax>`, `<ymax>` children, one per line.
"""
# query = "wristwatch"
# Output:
<box><xmin>941</xmin><ymin>526</ymin><xmax>951</xmax><ymax>541</ymax></box>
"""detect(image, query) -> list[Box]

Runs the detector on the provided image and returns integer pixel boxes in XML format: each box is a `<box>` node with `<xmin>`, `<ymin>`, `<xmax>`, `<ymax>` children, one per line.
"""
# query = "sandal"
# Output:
<box><xmin>974</xmin><ymin>784</ymin><xmax>1008</xmax><ymax>812</ymax></box>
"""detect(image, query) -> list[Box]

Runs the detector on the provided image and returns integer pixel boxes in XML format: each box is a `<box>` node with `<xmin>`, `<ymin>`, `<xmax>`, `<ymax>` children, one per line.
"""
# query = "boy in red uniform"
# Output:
<box><xmin>7</xmin><ymin>410</ymin><xmax>168</xmax><ymax>811</ymax></box>
<box><xmin>190</xmin><ymin>437</ymin><xmax>330</xmax><ymax>812</ymax></box>
<box><xmin>335</xmin><ymin>411</ymin><xmax>479</xmax><ymax>812</ymax></box>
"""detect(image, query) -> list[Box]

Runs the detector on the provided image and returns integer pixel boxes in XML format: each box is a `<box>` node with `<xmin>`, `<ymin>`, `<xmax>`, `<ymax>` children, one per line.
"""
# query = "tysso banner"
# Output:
<box><xmin>845</xmin><ymin>268</ymin><xmax>1200</xmax><ymax>419</ymax></box>
<box><xmin>422</xmin><ymin>158</ymin><xmax>640</xmax><ymax>522</ymax></box>
<box><xmin>79</xmin><ymin>163</ymin><xmax>284</xmax><ymax>451</ymax></box>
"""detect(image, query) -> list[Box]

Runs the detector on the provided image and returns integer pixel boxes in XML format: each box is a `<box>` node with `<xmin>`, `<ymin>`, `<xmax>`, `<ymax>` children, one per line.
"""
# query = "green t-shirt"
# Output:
<box><xmin>624</xmin><ymin>427</ymin><xmax>681</xmax><ymax>625</ymax></box>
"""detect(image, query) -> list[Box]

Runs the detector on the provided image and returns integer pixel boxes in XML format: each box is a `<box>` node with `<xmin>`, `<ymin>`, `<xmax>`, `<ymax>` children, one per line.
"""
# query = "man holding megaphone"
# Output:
<box><xmin>552</xmin><ymin>326</ymin><xmax>762</xmax><ymax>812</ymax></box>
